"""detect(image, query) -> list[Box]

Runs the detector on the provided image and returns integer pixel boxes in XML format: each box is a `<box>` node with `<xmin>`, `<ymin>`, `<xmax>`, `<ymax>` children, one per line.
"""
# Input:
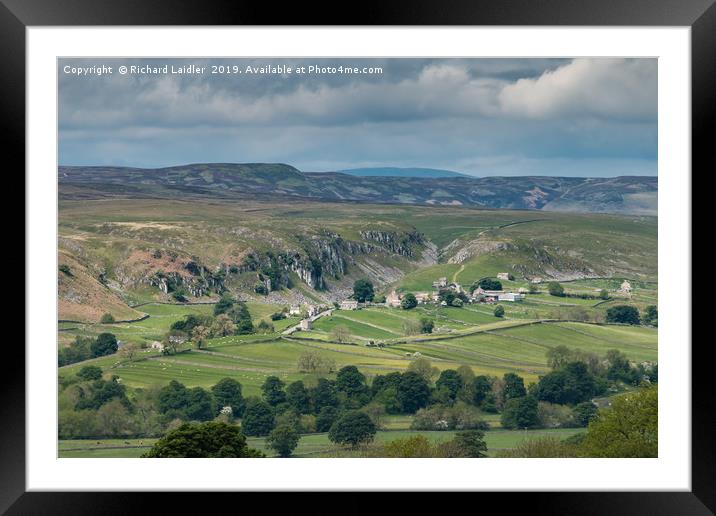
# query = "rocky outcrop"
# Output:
<box><xmin>359</xmin><ymin>229</ymin><xmax>425</xmax><ymax>257</ymax></box>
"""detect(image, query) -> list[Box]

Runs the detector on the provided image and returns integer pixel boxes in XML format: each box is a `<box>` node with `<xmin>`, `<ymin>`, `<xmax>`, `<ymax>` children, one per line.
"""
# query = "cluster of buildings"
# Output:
<box><xmin>385</xmin><ymin>272</ymin><xmax>526</xmax><ymax>308</ymax></box>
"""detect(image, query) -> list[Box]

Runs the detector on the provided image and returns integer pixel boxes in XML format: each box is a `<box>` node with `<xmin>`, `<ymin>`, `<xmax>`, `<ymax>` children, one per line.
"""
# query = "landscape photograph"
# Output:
<box><xmin>57</xmin><ymin>57</ymin><xmax>658</xmax><ymax>459</ymax></box>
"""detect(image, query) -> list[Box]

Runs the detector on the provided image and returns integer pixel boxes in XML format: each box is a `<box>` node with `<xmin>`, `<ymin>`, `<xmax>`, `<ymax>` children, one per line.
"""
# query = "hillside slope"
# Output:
<box><xmin>59</xmin><ymin>163</ymin><xmax>657</xmax><ymax>215</ymax></box>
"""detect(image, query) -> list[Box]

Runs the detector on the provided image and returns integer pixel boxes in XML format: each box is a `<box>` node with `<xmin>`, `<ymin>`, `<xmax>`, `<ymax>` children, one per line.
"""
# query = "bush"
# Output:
<box><xmin>501</xmin><ymin>396</ymin><xmax>540</xmax><ymax>429</ymax></box>
<box><xmin>59</xmin><ymin>264</ymin><xmax>73</xmax><ymax>276</ymax></box>
<box><xmin>410</xmin><ymin>403</ymin><xmax>489</xmax><ymax>431</ymax></box>
<box><xmin>606</xmin><ymin>305</ymin><xmax>641</xmax><ymax>325</ymax></box>
<box><xmin>241</xmin><ymin>399</ymin><xmax>275</xmax><ymax>436</ymax></box>
<box><xmin>537</xmin><ymin>401</ymin><xmax>577</xmax><ymax>428</ymax></box>
<box><xmin>579</xmin><ymin>386</ymin><xmax>657</xmax><ymax>457</ymax></box>
<box><xmin>420</xmin><ymin>318</ymin><xmax>434</xmax><ymax>334</ymax></box>
<box><xmin>493</xmin><ymin>305</ymin><xmax>505</xmax><ymax>317</ymax></box>
<box><xmin>401</xmin><ymin>293</ymin><xmax>418</xmax><ymax>310</ymax></box>
<box><xmin>142</xmin><ymin>421</ymin><xmax>263</xmax><ymax>458</ymax></box>
<box><xmin>77</xmin><ymin>365</ymin><xmax>103</xmax><ymax>381</ymax></box>
<box><xmin>496</xmin><ymin>436</ymin><xmax>578</xmax><ymax>458</ymax></box>
<box><xmin>266</xmin><ymin>424</ymin><xmax>300</xmax><ymax>457</ymax></box>
<box><xmin>256</xmin><ymin>320</ymin><xmax>274</xmax><ymax>334</ymax></box>
<box><xmin>99</xmin><ymin>313</ymin><xmax>115</xmax><ymax>324</ymax></box>
<box><xmin>91</xmin><ymin>333</ymin><xmax>118</xmax><ymax>358</ymax></box>
<box><xmin>270</xmin><ymin>312</ymin><xmax>286</xmax><ymax>321</ymax></box>
<box><xmin>547</xmin><ymin>282</ymin><xmax>565</xmax><ymax>297</ymax></box>
<box><xmin>450</xmin><ymin>298</ymin><xmax>463</xmax><ymax>307</ymax></box>
<box><xmin>477</xmin><ymin>278</ymin><xmax>502</xmax><ymax>291</ymax></box>
<box><xmin>328</xmin><ymin>411</ymin><xmax>376</xmax><ymax>446</ymax></box>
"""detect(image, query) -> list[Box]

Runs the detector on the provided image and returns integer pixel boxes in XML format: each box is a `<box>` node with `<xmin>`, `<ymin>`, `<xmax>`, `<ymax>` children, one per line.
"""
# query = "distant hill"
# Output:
<box><xmin>337</xmin><ymin>167</ymin><xmax>470</xmax><ymax>179</ymax></box>
<box><xmin>58</xmin><ymin>163</ymin><xmax>657</xmax><ymax>215</ymax></box>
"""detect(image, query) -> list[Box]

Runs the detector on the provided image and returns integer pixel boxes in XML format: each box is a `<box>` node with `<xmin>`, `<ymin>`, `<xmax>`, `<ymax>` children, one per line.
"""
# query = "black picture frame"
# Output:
<box><xmin>4</xmin><ymin>0</ymin><xmax>711</xmax><ymax>513</ymax></box>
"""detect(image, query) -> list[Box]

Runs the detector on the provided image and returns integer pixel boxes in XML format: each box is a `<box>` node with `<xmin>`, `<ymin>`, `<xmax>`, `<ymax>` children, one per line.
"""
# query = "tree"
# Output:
<box><xmin>91</xmin><ymin>333</ymin><xmax>118</xmax><ymax>358</ymax></box>
<box><xmin>297</xmin><ymin>351</ymin><xmax>335</xmax><ymax>374</ymax></box>
<box><xmin>605</xmin><ymin>305</ymin><xmax>641</xmax><ymax>325</ymax></box>
<box><xmin>580</xmin><ymin>386</ymin><xmax>657</xmax><ymax>457</ymax></box>
<box><xmin>501</xmin><ymin>395</ymin><xmax>540</xmax><ymax>429</ymax></box>
<box><xmin>312</xmin><ymin>378</ymin><xmax>340</xmax><ymax>413</ymax></box>
<box><xmin>420</xmin><ymin>318</ymin><xmax>434</xmax><ymax>334</ymax></box>
<box><xmin>352</xmin><ymin>279</ymin><xmax>375</xmax><ymax>302</ymax></box>
<box><xmin>158</xmin><ymin>380</ymin><xmax>190</xmax><ymax>418</ymax></box>
<box><xmin>330</xmin><ymin>325</ymin><xmax>351</xmax><ymax>344</ymax></box>
<box><xmin>210</xmin><ymin>314</ymin><xmax>236</xmax><ymax>337</ymax></box>
<box><xmin>396</xmin><ymin>371</ymin><xmax>431</xmax><ymax>413</ymax></box>
<box><xmin>493</xmin><ymin>305</ymin><xmax>505</xmax><ymax>317</ymax></box>
<box><xmin>261</xmin><ymin>376</ymin><xmax>286</xmax><ymax>406</ymax></box>
<box><xmin>407</xmin><ymin>357</ymin><xmax>439</xmax><ymax>383</ymax></box>
<box><xmin>316</xmin><ymin>406</ymin><xmax>340</xmax><ymax>432</ymax></box>
<box><xmin>142</xmin><ymin>421</ymin><xmax>262</xmax><ymax>458</ymax></box>
<box><xmin>477</xmin><ymin>278</ymin><xmax>502</xmax><ymax>291</ymax></box>
<box><xmin>547</xmin><ymin>282</ymin><xmax>565</xmax><ymax>297</ymax></box>
<box><xmin>536</xmin><ymin>361</ymin><xmax>597</xmax><ymax>405</ymax></box>
<box><xmin>185</xmin><ymin>387</ymin><xmax>215</xmax><ymax>421</ymax></box>
<box><xmin>402</xmin><ymin>319</ymin><xmax>422</xmax><ymax>336</ymax></box>
<box><xmin>119</xmin><ymin>342</ymin><xmax>140</xmax><ymax>362</ymax></box>
<box><xmin>191</xmin><ymin>325</ymin><xmax>211</xmax><ymax>349</ymax></box>
<box><xmin>643</xmin><ymin>305</ymin><xmax>658</xmax><ymax>326</ymax></box>
<box><xmin>401</xmin><ymin>293</ymin><xmax>418</xmax><ymax>310</ymax></box>
<box><xmin>449</xmin><ymin>430</ymin><xmax>488</xmax><ymax>457</ymax></box>
<box><xmin>286</xmin><ymin>381</ymin><xmax>310</xmax><ymax>414</ymax></box>
<box><xmin>77</xmin><ymin>365</ymin><xmax>103</xmax><ymax>381</ymax></box>
<box><xmin>546</xmin><ymin>345</ymin><xmax>573</xmax><ymax>370</ymax></box>
<box><xmin>502</xmin><ymin>372</ymin><xmax>527</xmax><ymax>401</ymax></box>
<box><xmin>211</xmin><ymin>378</ymin><xmax>245</xmax><ymax>417</ymax></box>
<box><xmin>471</xmin><ymin>376</ymin><xmax>493</xmax><ymax>406</ymax></box>
<box><xmin>256</xmin><ymin>320</ymin><xmax>275</xmax><ymax>334</ymax></box>
<box><xmin>336</xmin><ymin>365</ymin><xmax>369</xmax><ymax>406</ymax></box>
<box><xmin>328</xmin><ymin>411</ymin><xmax>377</xmax><ymax>447</ymax></box>
<box><xmin>574</xmin><ymin>401</ymin><xmax>599</xmax><ymax>427</ymax></box>
<box><xmin>213</xmin><ymin>294</ymin><xmax>235</xmax><ymax>316</ymax></box>
<box><xmin>241</xmin><ymin>399</ymin><xmax>275</xmax><ymax>436</ymax></box>
<box><xmin>383</xmin><ymin>435</ymin><xmax>436</xmax><ymax>457</ymax></box>
<box><xmin>436</xmin><ymin>369</ymin><xmax>463</xmax><ymax>403</ymax></box>
<box><xmin>100</xmin><ymin>313</ymin><xmax>115</xmax><ymax>324</ymax></box>
<box><xmin>266</xmin><ymin>424</ymin><xmax>300</xmax><ymax>457</ymax></box>
<box><xmin>451</xmin><ymin>298</ymin><xmax>463</xmax><ymax>307</ymax></box>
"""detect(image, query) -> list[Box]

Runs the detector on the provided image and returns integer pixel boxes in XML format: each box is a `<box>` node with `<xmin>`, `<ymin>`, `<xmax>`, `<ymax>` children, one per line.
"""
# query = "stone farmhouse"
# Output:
<box><xmin>340</xmin><ymin>299</ymin><xmax>359</xmax><ymax>310</ymax></box>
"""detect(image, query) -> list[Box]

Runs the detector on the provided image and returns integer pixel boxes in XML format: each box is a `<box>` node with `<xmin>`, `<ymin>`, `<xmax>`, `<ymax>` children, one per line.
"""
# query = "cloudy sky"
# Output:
<box><xmin>58</xmin><ymin>57</ymin><xmax>657</xmax><ymax>177</ymax></box>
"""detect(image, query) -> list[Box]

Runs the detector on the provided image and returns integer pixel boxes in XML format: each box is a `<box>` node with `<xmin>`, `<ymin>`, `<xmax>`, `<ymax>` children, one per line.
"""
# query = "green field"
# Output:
<box><xmin>60</xmin><ymin>301</ymin><xmax>657</xmax><ymax>394</ymax></box>
<box><xmin>59</xmin><ymin>427</ymin><xmax>584</xmax><ymax>458</ymax></box>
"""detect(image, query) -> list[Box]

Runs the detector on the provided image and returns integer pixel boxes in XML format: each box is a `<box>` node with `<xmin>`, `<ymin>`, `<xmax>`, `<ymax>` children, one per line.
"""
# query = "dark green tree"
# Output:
<box><xmin>312</xmin><ymin>378</ymin><xmax>340</xmax><ymax>413</ymax></box>
<box><xmin>91</xmin><ymin>333</ymin><xmax>118</xmax><ymax>358</ymax></box>
<box><xmin>261</xmin><ymin>376</ymin><xmax>287</xmax><ymax>406</ymax></box>
<box><xmin>503</xmin><ymin>372</ymin><xmax>527</xmax><ymax>401</ymax></box>
<box><xmin>336</xmin><ymin>366</ymin><xmax>369</xmax><ymax>406</ymax></box>
<box><xmin>643</xmin><ymin>305</ymin><xmax>658</xmax><ymax>326</ymax></box>
<box><xmin>396</xmin><ymin>371</ymin><xmax>431</xmax><ymax>413</ymax></box>
<box><xmin>286</xmin><ymin>380</ymin><xmax>310</xmax><ymax>414</ymax></box>
<box><xmin>493</xmin><ymin>305</ymin><xmax>505</xmax><ymax>318</ymax></box>
<box><xmin>213</xmin><ymin>294</ymin><xmax>235</xmax><ymax>316</ymax></box>
<box><xmin>241</xmin><ymin>398</ymin><xmax>275</xmax><ymax>436</ymax></box>
<box><xmin>501</xmin><ymin>395</ymin><xmax>540</xmax><ymax>429</ymax></box>
<box><xmin>352</xmin><ymin>279</ymin><xmax>375</xmax><ymax>302</ymax></box>
<box><xmin>401</xmin><ymin>293</ymin><xmax>418</xmax><ymax>310</ymax></box>
<box><xmin>471</xmin><ymin>376</ymin><xmax>493</xmax><ymax>406</ymax></box>
<box><xmin>77</xmin><ymin>365</ymin><xmax>103</xmax><ymax>381</ymax></box>
<box><xmin>477</xmin><ymin>278</ymin><xmax>502</xmax><ymax>291</ymax></box>
<box><xmin>142</xmin><ymin>421</ymin><xmax>262</xmax><ymax>458</ymax></box>
<box><xmin>605</xmin><ymin>305</ymin><xmax>641</xmax><ymax>325</ymax></box>
<box><xmin>316</xmin><ymin>406</ymin><xmax>340</xmax><ymax>432</ymax></box>
<box><xmin>328</xmin><ymin>411</ymin><xmax>377</xmax><ymax>447</ymax></box>
<box><xmin>450</xmin><ymin>430</ymin><xmax>488</xmax><ymax>458</ymax></box>
<box><xmin>574</xmin><ymin>401</ymin><xmax>599</xmax><ymax>427</ymax></box>
<box><xmin>185</xmin><ymin>387</ymin><xmax>216</xmax><ymax>422</ymax></box>
<box><xmin>211</xmin><ymin>378</ymin><xmax>245</xmax><ymax>417</ymax></box>
<box><xmin>157</xmin><ymin>380</ymin><xmax>190</xmax><ymax>419</ymax></box>
<box><xmin>266</xmin><ymin>424</ymin><xmax>300</xmax><ymax>457</ymax></box>
<box><xmin>536</xmin><ymin>362</ymin><xmax>597</xmax><ymax>405</ymax></box>
<box><xmin>419</xmin><ymin>318</ymin><xmax>435</xmax><ymax>334</ymax></box>
<box><xmin>436</xmin><ymin>369</ymin><xmax>464</xmax><ymax>403</ymax></box>
<box><xmin>547</xmin><ymin>282</ymin><xmax>565</xmax><ymax>297</ymax></box>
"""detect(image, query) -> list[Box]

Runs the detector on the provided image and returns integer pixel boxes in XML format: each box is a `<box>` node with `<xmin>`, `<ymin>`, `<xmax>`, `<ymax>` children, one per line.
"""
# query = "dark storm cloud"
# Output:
<box><xmin>58</xmin><ymin>57</ymin><xmax>657</xmax><ymax>176</ymax></box>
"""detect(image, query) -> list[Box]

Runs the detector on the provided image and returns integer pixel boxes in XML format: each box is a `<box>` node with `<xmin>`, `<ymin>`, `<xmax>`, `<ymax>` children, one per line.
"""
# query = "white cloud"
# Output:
<box><xmin>498</xmin><ymin>58</ymin><xmax>657</xmax><ymax>120</ymax></box>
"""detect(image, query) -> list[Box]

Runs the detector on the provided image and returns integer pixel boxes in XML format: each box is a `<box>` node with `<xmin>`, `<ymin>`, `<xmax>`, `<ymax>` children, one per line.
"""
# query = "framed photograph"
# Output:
<box><xmin>6</xmin><ymin>0</ymin><xmax>711</xmax><ymax>512</ymax></box>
